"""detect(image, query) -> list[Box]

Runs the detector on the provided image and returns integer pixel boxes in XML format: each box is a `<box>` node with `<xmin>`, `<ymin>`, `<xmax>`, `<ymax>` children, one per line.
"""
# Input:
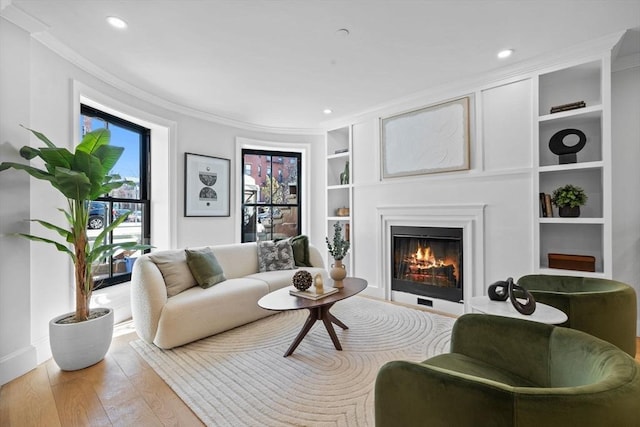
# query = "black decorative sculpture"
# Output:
<box><xmin>506</xmin><ymin>277</ymin><xmax>536</xmax><ymax>315</ymax></box>
<box><xmin>548</xmin><ymin>128</ymin><xmax>587</xmax><ymax>164</ymax></box>
<box><xmin>488</xmin><ymin>280</ymin><xmax>509</xmax><ymax>301</ymax></box>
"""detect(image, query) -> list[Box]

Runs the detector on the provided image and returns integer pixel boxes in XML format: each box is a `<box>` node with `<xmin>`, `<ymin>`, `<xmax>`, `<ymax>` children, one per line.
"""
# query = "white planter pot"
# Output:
<box><xmin>49</xmin><ymin>307</ymin><xmax>114</xmax><ymax>371</ymax></box>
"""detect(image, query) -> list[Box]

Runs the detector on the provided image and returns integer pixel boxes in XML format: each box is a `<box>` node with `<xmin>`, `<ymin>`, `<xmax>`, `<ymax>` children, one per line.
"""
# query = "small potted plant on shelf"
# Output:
<box><xmin>0</xmin><ymin>126</ymin><xmax>152</xmax><ymax>370</ymax></box>
<box><xmin>326</xmin><ymin>222</ymin><xmax>350</xmax><ymax>288</ymax></box>
<box><xmin>551</xmin><ymin>184</ymin><xmax>588</xmax><ymax>217</ymax></box>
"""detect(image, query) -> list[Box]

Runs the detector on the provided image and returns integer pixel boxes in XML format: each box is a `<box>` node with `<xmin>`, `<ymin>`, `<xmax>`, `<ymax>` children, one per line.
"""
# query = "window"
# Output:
<box><xmin>242</xmin><ymin>149</ymin><xmax>301</xmax><ymax>242</ymax></box>
<box><xmin>80</xmin><ymin>104</ymin><xmax>151</xmax><ymax>287</ymax></box>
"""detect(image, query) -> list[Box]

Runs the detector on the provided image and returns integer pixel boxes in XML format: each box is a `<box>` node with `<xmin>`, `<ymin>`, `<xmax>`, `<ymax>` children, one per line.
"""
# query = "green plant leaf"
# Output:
<box><xmin>0</xmin><ymin>162</ymin><xmax>53</xmax><ymax>182</ymax></box>
<box><xmin>326</xmin><ymin>222</ymin><xmax>350</xmax><ymax>260</ymax></box>
<box><xmin>21</xmin><ymin>125</ymin><xmax>56</xmax><ymax>148</ymax></box>
<box><xmin>94</xmin><ymin>144</ymin><xmax>124</xmax><ymax>175</ymax></box>
<box><xmin>72</xmin><ymin>150</ymin><xmax>107</xmax><ymax>198</ymax></box>
<box><xmin>53</xmin><ymin>167</ymin><xmax>92</xmax><ymax>200</ymax></box>
<box><xmin>17</xmin><ymin>233</ymin><xmax>74</xmax><ymax>260</ymax></box>
<box><xmin>18</xmin><ymin>146</ymin><xmax>41</xmax><ymax>160</ymax></box>
<box><xmin>77</xmin><ymin>128</ymin><xmax>110</xmax><ymax>154</ymax></box>
<box><xmin>88</xmin><ymin>241</ymin><xmax>153</xmax><ymax>265</ymax></box>
<box><xmin>551</xmin><ymin>184</ymin><xmax>587</xmax><ymax>208</ymax></box>
<box><xmin>37</xmin><ymin>147</ymin><xmax>74</xmax><ymax>170</ymax></box>
<box><xmin>1</xmin><ymin>126</ymin><xmax>143</xmax><ymax>321</ymax></box>
<box><xmin>30</xmin><ymin>219</ymin><xmax>73</xmax><ymax>241</ymax></box>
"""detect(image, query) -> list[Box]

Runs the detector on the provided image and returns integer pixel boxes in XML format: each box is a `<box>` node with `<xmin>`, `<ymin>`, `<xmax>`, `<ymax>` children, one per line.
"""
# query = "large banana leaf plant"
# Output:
<box><xmin>0</xmin><ymin>126</ymin><xmax>152</xmax><ymax>322</ymax></box>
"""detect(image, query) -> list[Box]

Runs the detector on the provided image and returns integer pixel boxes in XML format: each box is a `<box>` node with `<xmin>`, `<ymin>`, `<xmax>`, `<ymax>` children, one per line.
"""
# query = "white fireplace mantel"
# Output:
<box><xmin>377</xmin><ymin>204</ymin><xmax>485</xmax><ymax>316</ymax></box>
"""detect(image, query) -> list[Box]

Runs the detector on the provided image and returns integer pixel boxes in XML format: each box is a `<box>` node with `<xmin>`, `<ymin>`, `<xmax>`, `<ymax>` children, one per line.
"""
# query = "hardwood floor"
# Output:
<box><xmin>0</xmin><ymin>321</ymin><xmax>203</xmax><ymax>427</ymax></box>
<box><xmin>2</xmin><ymin>323</ymin><xmax>639</xmax><ymax>426</ymax></box>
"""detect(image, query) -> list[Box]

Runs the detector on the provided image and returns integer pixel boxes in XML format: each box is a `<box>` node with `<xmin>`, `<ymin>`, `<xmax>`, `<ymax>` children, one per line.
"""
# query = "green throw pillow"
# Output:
<box><xmin>289</xmin><ymin>235</ymin><xmax>311</xmax><ymax>267</ymax></box>
<box><xmin>185</xmin><ymin>248</ymin><xmax>226</xmax><ymax>289</ymax></box>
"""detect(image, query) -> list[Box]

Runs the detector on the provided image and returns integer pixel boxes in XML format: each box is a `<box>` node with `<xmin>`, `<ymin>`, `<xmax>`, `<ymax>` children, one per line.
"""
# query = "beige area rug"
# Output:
<box><xmin>130</xmin><ymin>296</ymin><xmax>455</xmax><ymax>427</ymax></box>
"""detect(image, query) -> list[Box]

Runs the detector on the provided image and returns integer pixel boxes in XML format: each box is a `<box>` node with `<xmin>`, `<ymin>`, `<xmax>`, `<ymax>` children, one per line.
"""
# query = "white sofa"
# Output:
<box><xmin>131</xmin><ymin>241</ymin><xmax>326</xmax><ymax>349</ymax></box>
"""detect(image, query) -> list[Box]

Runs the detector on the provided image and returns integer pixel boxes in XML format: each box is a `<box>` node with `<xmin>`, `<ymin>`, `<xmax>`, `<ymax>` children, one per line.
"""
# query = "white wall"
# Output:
<box><xmin>176</xmin><ymin>115</ymin><xmax>324</xmax><ymax>249</ymax></box>
<box><xmin>0</xmin><ymin>18</ymin><xmax>36</xmax><ymax>386</ymax></box>
<box><xmin>611</xmin><ymin>59</ymin><xmax>640</xmax><ymax>333</ymax></box>
<box><xmin>339</xmin><ymin>51</ymin><xmax>639</xmax><ymax>324</ymax></box>
<box><xmin>348</xmin><ymin>79</ymin><xmax>535</xmax><ymax>309</ymax></box>
<box><xmin>0</xmin><ymin>18</ymin><xmax>322</xmax><ymax>385</ymax></box>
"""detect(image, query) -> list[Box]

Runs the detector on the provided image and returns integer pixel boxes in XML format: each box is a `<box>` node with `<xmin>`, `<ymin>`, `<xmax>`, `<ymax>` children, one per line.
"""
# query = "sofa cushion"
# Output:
<box><xmin>289</xmin><ymin>235</ymin><xmax>311</xmax><ymax>267</ymax></box>
<box><xmin>185</xmin><ymin>247</ymin><xmax>226</xmax><ymax>289</ymax></box>
<box><xmin>257</xmin><ymin>240</ymin><xmax>297</xmax><ymax>272</ymax></box>
<box><xmin>154</xmin><ymin>278</ymin><xmax>271</xmax><ymax>349</ymax></box>
<box><xmin>209</xmin><ymin>242</ymin><xmax>260</xmax><ymax>279</ymax></box>
<box><xmin>149</xmin><ymin>251</ymin><xmax>196</xmax><ymax>297</ymax></box>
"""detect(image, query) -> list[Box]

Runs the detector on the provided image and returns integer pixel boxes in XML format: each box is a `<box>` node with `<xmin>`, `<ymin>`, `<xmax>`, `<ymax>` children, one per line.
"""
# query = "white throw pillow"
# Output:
<box><xmin>257</xmin><ymin>240</ymin><xmax>297</xmax><ymax>272</ymax></box>
<box><xmin>150</xmin><ymin>251</ymin><xmax>197</xmax><ymax>297</ymax></box>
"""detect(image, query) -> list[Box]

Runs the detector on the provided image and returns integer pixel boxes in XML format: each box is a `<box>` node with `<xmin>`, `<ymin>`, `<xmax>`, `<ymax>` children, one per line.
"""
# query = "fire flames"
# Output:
<box><xmin>403</xmin><ymin>244</ymin><xmax>458</xmax><ymax>285</ymax></box>
<box><xmin>412</xmin><ymin>246</ymin><xmax>446</xmax><ymax>268</ymax></box>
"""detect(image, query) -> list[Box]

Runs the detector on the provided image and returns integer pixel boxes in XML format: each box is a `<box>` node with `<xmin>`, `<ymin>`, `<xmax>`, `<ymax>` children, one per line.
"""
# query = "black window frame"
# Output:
<box><xmin>241</xmin><ymin>148</ymin><xmax>302</xmax><ymax>242</ymax></box>
<box><xmin>81</xmin><ymin>104</ymin><xmax>152</xmax><ymax>288</ymax></box>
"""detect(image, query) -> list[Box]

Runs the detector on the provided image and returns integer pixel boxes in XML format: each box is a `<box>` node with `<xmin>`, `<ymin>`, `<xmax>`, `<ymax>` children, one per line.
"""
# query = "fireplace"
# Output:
<box><xmin>391</xmin><ymin>225</ymin><xmax>463</xmax><ymax>303</ymax></box>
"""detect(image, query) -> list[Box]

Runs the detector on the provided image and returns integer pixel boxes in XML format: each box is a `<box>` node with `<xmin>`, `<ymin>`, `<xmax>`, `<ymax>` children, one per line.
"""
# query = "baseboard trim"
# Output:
<box><xmin>0</xmin><ymin>345</ymin><xmax>37</xmax><ymax>386</ymax></box>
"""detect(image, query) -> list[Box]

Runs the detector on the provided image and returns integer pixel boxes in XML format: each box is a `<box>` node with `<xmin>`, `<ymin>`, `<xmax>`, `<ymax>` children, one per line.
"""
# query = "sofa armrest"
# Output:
<box><xmin>308</xmin><ymin>244</ymin><xmax>325</xmax><ymax>269</ymax></box>
<box><xmin>375</xmin><ymin>360</ymin><xmax>515</xmax><ymax>427</ymax></box>
<box><xmin>130</xmin><ymin>255</ymin><xmax>168</xmax><ymax>343</ymax></box>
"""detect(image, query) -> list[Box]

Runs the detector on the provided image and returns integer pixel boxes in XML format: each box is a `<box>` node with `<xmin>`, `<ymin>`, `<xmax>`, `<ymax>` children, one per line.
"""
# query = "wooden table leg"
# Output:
<box><xmin>284</xmin><ymin>308</ymin><xmax>319</xmax><ymax>357</ymax></box>
<box><xmin>327</xmin><ymin>312</ymin><xmax>348</xmax><ymax>330</ymax></box>
<box><xmin>284</xmin><ymin>303</ymin><xmax>349</xmax><ymax>357</ymax></box>
<box><xmin>321</xmin><ymin>315</ymin><xmax>342</xmax><ymax>351</ymax></box>
<box><xmin>320</xmin><ymin>305</ymin><xmax>345</xmax><ymax>351</ymax></box>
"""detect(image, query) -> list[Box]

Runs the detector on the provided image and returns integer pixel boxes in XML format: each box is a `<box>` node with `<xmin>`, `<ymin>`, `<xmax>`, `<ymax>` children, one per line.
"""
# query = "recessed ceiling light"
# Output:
<box><xmin>323</xmin><ymin>109</ymin><xmax>333</xmax><ymax>115</ymax></box>
<box><xmin>335</xmin><ymin>28</ymin><xmax>350</xmax><ymax>38</ymax></box>
<box><xmin>106</xmin><ymin>16</ymin><xmax>127</xmax><ymax>29</ymax></box>
<box><xmin>497</xmin><ymin>49</ymin><xmax>514</xmax><ymax>59</ymax></box>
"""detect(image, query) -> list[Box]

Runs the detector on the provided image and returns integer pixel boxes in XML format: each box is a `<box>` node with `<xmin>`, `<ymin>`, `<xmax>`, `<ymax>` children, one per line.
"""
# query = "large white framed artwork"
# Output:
<box><xmin>184</xmin><ymin>152</ymin><xmax>230</xmax><ymax>217</ymax></box>
<box><xmin>381</xmin><ymin>96</ymin><xmax>471</xmax><ymax>179</ymax></box>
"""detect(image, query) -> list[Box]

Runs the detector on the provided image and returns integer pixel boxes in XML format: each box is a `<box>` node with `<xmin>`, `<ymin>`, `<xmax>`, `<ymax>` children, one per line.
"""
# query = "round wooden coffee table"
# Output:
<box><xmin>258</xmin><ymin>277</ymin><xmax>367</xmax><ymax>357</ymax></box>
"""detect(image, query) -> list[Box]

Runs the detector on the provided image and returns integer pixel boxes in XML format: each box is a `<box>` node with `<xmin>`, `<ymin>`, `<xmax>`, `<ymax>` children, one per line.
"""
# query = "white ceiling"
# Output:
<box><xmin>4</xmin><ymin>0</ymin><xmax>640</xmax><ymax>130</ymax></box>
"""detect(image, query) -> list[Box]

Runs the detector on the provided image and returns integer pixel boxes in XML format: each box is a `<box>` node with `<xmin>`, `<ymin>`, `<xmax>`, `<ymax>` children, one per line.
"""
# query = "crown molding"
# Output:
<box><xmin>0</xmin><ymin>1</ymin><xmax>48</xmax><ymax>33</ymax></box>
<box><xmin>34</xmin><ymin>32</ymin><xmax>324</xmax><ymax>136</ymax></box>
<box><xmin>20</xmin><ymin>28</ymin><xmax>323</xmax><ymax>136</ymax></box>
<box><xmin>3</xmin><ymin>4</ymin><xmax>626</xmax><ymax>137</ymax></box>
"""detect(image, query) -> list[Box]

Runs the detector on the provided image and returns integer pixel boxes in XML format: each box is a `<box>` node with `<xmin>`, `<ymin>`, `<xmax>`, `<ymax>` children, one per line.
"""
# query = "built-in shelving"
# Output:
<box><xmin>326</xmin><ymin>126</ymin><xmax>353</xmax><ymax>273</ymax></box>
<box><xmin>534</xmin><ymin>58</ymin><xmax>611</xmax><ymax>277</ymax></box>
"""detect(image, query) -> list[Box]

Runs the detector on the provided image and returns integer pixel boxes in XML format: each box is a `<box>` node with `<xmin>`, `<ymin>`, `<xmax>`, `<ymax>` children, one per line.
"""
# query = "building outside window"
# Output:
<box><xmin>241</xmin><ymin>149</ymin><xmax>301</xmax><ymax>242</ymax></box>
<box><xmin>80</xmin><ymin>104</ymin><xmax>151</xmax><ymax>287</ymax></box>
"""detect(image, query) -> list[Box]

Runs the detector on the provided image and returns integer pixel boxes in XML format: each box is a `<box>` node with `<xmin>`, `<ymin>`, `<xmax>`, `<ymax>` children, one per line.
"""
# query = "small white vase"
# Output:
<box><xmin>49</xmin><ymin>307</ymin><xmax>114</xmax><ymax>371</ymax></box>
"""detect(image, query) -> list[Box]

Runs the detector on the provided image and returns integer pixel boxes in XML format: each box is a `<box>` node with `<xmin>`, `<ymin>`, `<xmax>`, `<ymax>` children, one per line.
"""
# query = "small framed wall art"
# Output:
<box><xmin>184</xmin><ymin>152</ymin><xmax>230</xmax><ymax>217</ymax></box>
<box><xmin>380</xmin><ymin>96</ymin><xmax>471</xmax><ymax>179</ymax></box>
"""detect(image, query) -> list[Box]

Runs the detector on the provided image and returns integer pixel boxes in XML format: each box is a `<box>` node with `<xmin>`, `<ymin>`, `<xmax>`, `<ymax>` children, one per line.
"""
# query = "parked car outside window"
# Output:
<box><xmin>88</xmin><ymin>201</ymin><xmax>107</xmax><ymax>229</ymax></box>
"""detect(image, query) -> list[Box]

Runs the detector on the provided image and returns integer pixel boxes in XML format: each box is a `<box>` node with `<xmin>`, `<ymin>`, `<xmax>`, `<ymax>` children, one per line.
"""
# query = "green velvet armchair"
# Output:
<box><xmin>375</xmin><ymin>314</ymin><xmax>640</xmax><ymax>427</ymax></box>
<box><xmin>518</xmin><ymin>274</ymin><xmax>637</xmax><ymax>356</ymax></box>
